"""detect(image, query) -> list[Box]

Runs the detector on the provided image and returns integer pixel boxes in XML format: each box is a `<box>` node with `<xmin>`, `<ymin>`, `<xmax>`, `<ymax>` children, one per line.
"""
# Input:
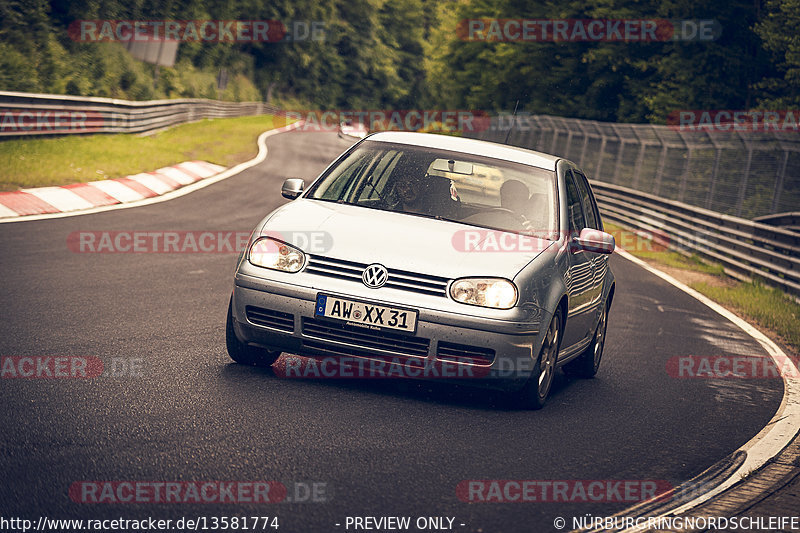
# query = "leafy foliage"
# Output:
<box><xmin>0</xmin><ymin>0</ymin><xmax>798</xmax><ymax>120</ymax></box>
<box><xmin>754</xmin><ymin>0</ymin><xmax>800</xmax><ymax>107</ymax></box>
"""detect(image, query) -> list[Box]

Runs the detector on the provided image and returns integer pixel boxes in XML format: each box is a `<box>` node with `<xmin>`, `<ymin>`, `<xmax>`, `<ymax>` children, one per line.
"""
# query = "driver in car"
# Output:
<box><xmin>390</xmin><ymin>173</ymin><xmax>461</xmax><ymax>219</ymax></box>
<box><xmin>391</xmin><ymin>174</ymin><xmax>430</xmax><ymax>215</ymax></box>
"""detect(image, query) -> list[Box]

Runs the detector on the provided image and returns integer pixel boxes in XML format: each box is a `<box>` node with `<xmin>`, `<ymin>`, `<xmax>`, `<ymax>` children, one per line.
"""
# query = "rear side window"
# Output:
<box><xmin>573</xmin><ymin>171</ymin><xmax>601</xmax><ymax>230</ymax></box>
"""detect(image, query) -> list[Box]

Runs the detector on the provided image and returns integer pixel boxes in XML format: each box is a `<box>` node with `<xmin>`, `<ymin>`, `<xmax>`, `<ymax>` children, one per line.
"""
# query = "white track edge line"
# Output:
<box><xmin>0</xmin><ymin>122</ymin><xmax>302</xmax><ymax>224</ymax></box>
<box><xmin>614</xmin><ymin>247</ymin><xmax>800</xmax><ymax>525</ymax></box>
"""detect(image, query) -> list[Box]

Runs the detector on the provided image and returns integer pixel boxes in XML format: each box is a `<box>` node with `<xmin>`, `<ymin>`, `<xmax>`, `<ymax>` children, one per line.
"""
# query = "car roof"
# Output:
<box><xmin>366</xmin><ymin>131</ymin><xmax>560</xmax><ymax>171</ymax></box>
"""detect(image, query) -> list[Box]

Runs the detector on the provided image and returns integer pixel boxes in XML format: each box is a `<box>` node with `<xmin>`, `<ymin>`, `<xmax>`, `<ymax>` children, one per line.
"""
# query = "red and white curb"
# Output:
<box><xmin>0</xmin><ymin>161</ymin><xmax>226</xmax><ymax>219</ymax></box>
<box><xmin>0</xmin><ymin>121</ymin><xmax>304</xmax><ymax>223</ymax></box>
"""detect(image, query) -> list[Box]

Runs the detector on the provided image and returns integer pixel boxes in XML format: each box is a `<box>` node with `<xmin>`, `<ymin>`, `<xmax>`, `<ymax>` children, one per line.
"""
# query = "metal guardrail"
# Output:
<box><xmin>591</xmin><ymin>180</ymin><xmax>800</xmax><ymax>300</ymax></box>
<box><xmin>0</xmin><ymin>91</ymin><xmax>280</xmax><ymax>137</ymax></box>
<box><xmin>754</xmin><ymin>212</ymin><xmax>800</xmax><ymax>233</ymax></box>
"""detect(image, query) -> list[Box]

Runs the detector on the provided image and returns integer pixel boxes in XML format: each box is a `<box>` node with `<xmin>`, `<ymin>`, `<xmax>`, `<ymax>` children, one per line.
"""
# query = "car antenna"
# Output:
<box><xmin>504</xmin><ymin>100</ymin><xmax>520</xmax><ymax>144</ymax></box>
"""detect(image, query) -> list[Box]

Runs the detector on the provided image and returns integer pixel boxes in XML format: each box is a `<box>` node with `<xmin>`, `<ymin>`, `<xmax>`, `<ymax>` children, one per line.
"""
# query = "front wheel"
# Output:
<box><xmin>513</xmin><ymin>307</ymin><xmax>562</xmax><ymax>410</ymax></box>
<box><xmin>564</xmin><ymin>301</ymin><xmax>609</xmax><ymax>378</ymax></box>
<box><xmin>226</xmin><ymin>299</ymin><xmax>281</xmax><ymax>367</ymax></box>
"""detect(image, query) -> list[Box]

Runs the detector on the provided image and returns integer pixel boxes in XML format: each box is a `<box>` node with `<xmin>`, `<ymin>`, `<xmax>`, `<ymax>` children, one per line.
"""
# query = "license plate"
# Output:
<box><xmin>314</xmin><ymin>294</ymin><xmax>418</xmax><ymax>334</ymax></box>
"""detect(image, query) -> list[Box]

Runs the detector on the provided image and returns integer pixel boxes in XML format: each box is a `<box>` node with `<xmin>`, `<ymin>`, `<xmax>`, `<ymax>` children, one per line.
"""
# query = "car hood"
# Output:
<box><xmin>258</xmin><ymin>199</ymin><xmax>554</xmax><ymax>280</ymax></box>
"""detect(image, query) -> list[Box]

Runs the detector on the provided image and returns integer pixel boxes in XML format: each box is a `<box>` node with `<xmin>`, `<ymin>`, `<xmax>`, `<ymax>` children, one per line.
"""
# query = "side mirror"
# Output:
<box><xmin>572</xmin><ymin>228</ymin><xmax>615</xmax><ymax>254</ymax></box>
<box><xmin>281</xmin><ymin>178</ymin><xmax>305</xmax><ymax>200</ymax></box>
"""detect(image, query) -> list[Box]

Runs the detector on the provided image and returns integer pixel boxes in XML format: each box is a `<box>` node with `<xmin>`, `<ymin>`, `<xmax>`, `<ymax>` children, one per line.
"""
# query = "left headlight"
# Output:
<box><xmin>450</xmin><ymin>278</ymin><xmax>518</xmax><ymax>309</ymax></box>
<box><xmin>248</xmin><ymin>237</ymin><xmax>305</xmax><ymax>273</ymax></box>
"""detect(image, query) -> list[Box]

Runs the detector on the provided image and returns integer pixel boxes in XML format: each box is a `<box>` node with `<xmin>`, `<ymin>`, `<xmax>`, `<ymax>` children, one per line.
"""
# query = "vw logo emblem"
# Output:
<box><xmin>362</xmin><ymin>264</ymin><xmax>388</xmax><ymax>289</ymax></box>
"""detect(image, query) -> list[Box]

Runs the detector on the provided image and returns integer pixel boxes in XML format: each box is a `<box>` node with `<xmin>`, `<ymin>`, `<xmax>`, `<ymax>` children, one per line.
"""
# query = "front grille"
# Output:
<box><xmin>304</xmin><ymin>255</ymin><xmax>449</xmax><ymax>297</ymax></box>
<box><xmin>245</xmin><ymin>306</ymin><xmax>294</xmax><ymax>333</ymax></box>
<box><xmin>302</xmin><ymin>317</ymin><xmax>430</xmax><ymax>358</ymax></box>
<box><xmin>437</xmin><ymin>341</ymin><xmax>496</xmax><ymax>366</ymax></box>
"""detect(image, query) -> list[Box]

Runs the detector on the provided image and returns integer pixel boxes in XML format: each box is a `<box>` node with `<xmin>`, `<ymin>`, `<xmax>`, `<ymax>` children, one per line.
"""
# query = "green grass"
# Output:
<box><xmin>605</xmin><ymin>222</ymin><xmax>800</xmax><ymax>352</ymax></box>
<box><xmin>694</xmin><ymin>281</ymin><xmax>800</xmax><ymax>348</ymax></box>
<box><xmin>633</xmin><ymin>248</ymin><xmax>727</xmax><ymax>276</ymax></box>
<box><xmin>0</xmin><ymin>114</ymin><xmax>280</xmax><ymax>191</ymax></box>
<box><xmin>605</xmin><ymin>222</ymin><xmax>726</xmax><ymax>275</ymax></box>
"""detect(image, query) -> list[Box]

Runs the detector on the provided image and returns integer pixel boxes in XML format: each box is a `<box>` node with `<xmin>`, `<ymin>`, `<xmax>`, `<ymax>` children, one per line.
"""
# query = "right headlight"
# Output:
<box><xmin>248</xmin><ymin>237</ymin><xmax>305</xmax><ymax>273</ymax></box>
<box><xmin>450</xmin><ymin>278</ymin><xmax>518</xmax><ymax>309</ymax></box>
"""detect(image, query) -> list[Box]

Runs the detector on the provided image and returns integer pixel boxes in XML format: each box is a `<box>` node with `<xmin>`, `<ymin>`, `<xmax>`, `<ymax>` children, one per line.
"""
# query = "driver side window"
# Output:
<box><xmin>354</xmin><ymin>150</ymin><xmax>401</xmax><ymax>202</ymax></box>
<box><xmin>573</xmin><ymin>171</ymin><xmax>600</xmax><ymax>230</ymax></box>
<box><xmin>565</xmin><ymin>170</ymin><xmax>586</xmax><ymax>234</ymax></box>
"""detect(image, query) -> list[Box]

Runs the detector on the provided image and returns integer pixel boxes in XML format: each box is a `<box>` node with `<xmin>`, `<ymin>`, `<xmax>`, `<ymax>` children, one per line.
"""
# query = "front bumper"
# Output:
<box><xmin>231</xmin><ymin>274</ymin><xmax>548</xmax><ymax>392</ymax></box>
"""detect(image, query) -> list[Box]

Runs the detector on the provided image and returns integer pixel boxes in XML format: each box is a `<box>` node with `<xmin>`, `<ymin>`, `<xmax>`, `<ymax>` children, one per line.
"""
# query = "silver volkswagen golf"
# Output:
<box><xmin>227</xmin><ymin>132</ymin><xmax>615</xmax><ymax>409</ymax></box>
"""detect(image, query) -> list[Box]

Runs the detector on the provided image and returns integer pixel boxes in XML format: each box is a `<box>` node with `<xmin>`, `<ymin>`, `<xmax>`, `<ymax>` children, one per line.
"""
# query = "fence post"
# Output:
<box><xmin>578</xmin><ymin>123</ymin><xmax>590</xmax><ymax>168</ymax></box>
<box><xmin>735</xmin><ymin>143</ymin><xmax>753</xmax><ymax>217</ymax></box>
<box><xmin>678</xmin><ymin>148</ymin><xmax>692</xmax><ymax>202</ymax></box>
<box><xmin>771</xmin><ymin>150</ymin><xmax>789</xmax><ymax>214</ymax></box>
<box><xmin>612</xmin><ymin>141</ymin><xmax>626</xmax><ymax>184</ymax></box>
<box><xmin>705</xmin><ymin>148</ymin><xmax>722</xmax><ymax>210</ymax></box>
<box><xmin>653</xmin><ymin>145</ymin><xmax>668</xmax><ymax>196</ymax></box>
<box><xmin>632</xmin><ymin>142</ymin><xmax>647</xmax><ymax>190</ymax></box>
<box><xmin>547</xmin><ymin>117</ymin><xmax>560</xmax><ymax>154</ymax></box>
<box><xmin>596</xmin><ymin>135</ymin><xmax>608</xmax><ymax>179</ymax></box>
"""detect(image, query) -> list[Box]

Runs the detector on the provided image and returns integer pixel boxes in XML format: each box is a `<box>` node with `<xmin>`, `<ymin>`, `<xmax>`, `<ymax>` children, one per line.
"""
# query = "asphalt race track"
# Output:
<box><xmin>0</xmin><ymin>130</ymin><xmax>785</xmax><ymax>532</ymax></box>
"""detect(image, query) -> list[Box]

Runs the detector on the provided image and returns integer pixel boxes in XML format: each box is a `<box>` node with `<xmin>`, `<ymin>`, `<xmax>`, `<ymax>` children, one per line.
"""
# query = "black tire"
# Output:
<box><xmin>226</xmin><ymin>299</ymin><xmax>281</xmax><ymax>367</ymax></box>
<box><xmin>513</xmin><ymin>307</ymin><xmax>563</xmax><ymax>410</ymax></box>
<box><xmin>564</xmin><ymin>301</ymin><xmax>609</xmax><ymax>378</ymax></box>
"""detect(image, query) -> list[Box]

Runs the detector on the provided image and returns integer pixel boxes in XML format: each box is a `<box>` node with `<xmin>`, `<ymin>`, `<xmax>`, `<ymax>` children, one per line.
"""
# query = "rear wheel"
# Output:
<box><xmin>513</xmin><ymin>307</ymin><xmax>562</xmax><ymax>410</ymax></box>
<box><xmin>226</xmin><ymin>299</ymin><xmax>281</xmax><ymax>367</ymax></box>
<box><xmin>564</xmin><ymin>301</ymin><xmax>609</xmax><ymax>378</ymax></box>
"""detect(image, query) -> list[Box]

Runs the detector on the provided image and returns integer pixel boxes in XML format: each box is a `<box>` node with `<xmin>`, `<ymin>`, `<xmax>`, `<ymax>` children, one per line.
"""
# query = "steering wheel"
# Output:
<box><xmin>460</xmin><ymin>207</ymin><xmax>529</xmax><ymax>230</ymax></box>
<box><xmin>491</xmin><ymin>207</ymin><xmax>529</xmax><ymax>224</ymax></box>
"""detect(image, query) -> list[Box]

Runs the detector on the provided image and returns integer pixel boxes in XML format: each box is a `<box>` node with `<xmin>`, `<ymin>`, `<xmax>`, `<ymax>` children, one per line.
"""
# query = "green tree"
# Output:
<box><xmin>754</xmin><ymin>0</ymin><xmax>800</xmax><ymax>107</ymax></box>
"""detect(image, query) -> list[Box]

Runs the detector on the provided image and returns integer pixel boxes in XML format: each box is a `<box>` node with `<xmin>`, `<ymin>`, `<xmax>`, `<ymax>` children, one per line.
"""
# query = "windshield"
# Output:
<box><xmin>307</xmin><ymin>141</ymin><xmax>558</xmax><ymax>238</ymax></box>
